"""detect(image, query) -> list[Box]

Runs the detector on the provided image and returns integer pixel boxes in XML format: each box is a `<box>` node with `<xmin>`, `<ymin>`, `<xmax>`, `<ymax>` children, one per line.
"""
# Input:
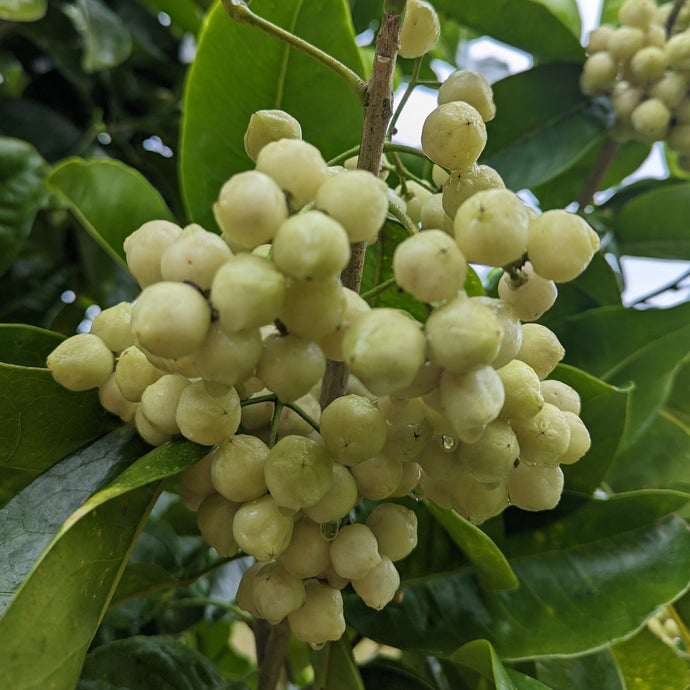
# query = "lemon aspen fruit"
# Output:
<box><xmin>437</xmin><ymin>69</ymin><xmax>496</xmax><ymax>121</ymax></box>
<box><xmin>243</xmin><ymin>108</ymin><xmax>302</xmax><ymax>162</ymax></box>
<box><xmin>398</xmin><ymin>0</ymin><xmax>440</xmax><ymax>58</ymax></box>
<box><xmin>47</xmin><ymin>333</ymin><xmax>114</xmax><ymax>392</ymax></box>
<box><xmin>421</xmin><ymin>101</ymin><xmax>487</xmax><ymax>170</ymax></box>
<box><xmin>123</xmin><ymin>219</ymin><xmax>182</xmax><ymax>288</ymax></box>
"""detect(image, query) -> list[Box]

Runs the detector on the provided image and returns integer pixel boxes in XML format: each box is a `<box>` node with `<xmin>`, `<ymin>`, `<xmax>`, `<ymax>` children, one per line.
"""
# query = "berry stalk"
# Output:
<box><xmin>321</xmin><ymin>0</ymin><xmax>407</xmax><ymax>410</ymax></box>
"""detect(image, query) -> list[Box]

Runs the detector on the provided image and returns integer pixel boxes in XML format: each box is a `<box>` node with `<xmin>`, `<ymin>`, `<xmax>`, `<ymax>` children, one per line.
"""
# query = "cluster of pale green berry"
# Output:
<box><xmin>45</xmin><ymin>0</ymin><xmax>599</xmax><ymax>647</ymax></box>
<box><xmin>581</xmin><ymin>0</ymin><xmax>690</xmax><ymax>167</ymax></box>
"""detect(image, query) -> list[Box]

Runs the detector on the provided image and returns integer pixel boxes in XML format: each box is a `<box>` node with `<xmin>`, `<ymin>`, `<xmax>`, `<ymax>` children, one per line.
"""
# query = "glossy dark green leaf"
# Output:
<box><xmin>558</xmin><ymin>301</ymin><xmax>690</xmax><ymax>449</ymax></box>
<box><xmin>547</xmin><ymin>364</ymin><xmax>630</xmax><ymax>494</ymax></box>
<box><xmin>453</xmin><ymin>639</ymin><xmax>554</xmax><ymax>689</ymax></box>
<box><xmin>312</xmin><ymin>638</ymin><xmax>365</xmax><ymax>690</ymax></box>
<box><xmin>0</xmin><ymin>363</ymin><xmax>118</xmax><ymax>506</ymax></box>
<box><xmin>536</xmin><ymin>649</ymin><xmax>624</xmax><ymax>690</ymax></box>
<box><xmin>0</xmin><ymin>438</ymin><xmax>207</xmax><ymax>690</ymax></box>
<box><xmin>180</xmin><ymin>0</ymin><xmax>365</xmax><ymax>231</ymax></box>
<box><xmin>533</xmin><ymin>139</ymin><xmax>651</xmax><ymax>210</ymax></box>
<box><xmin>433</xmin><ymin>0</ymin><xmax>584</xmax><ymax>63</ymax></box>
<box><xmin>0</xmin><ymin>427</ymin><xmax>148</xmax><ymax>614</ymax></box>
<box><xmin>47</xmin><ymin>157</ymin><xmax>176</xmax><ymax>267</ymax></box>
<box><xmin>605</xmin><ymin>181</ymin><xmax>690</xmax><ymax>260</ymax></box>
<box><xmin>63</xmin><ymin>0</ymin><xmax>132</xmax><ymax>72</ymax></box>
<box><xmin>360</xmin><ymin>658</ymin><xmax>438</xmax><ymax>690</ymax></box>
<box><xmin>0</xmin><ymin>324</ymin><xmax>62</xmax><ymax>367</ymax></box>
<box><xmin>608</xmin><ymin>410</ymin><xmax>690</xmax><ymax>493</ymax></box>
<box><xmin>77</xmin><ymin>635</ymin><xmax>224</xmax><ymax>690</ymax></box>
<box><xmin>611</xmin><ymin>625</ymin><xmax>690</xmax><ymax>690</ymax></box>
<box><xmin>0</xmin><ymin>0</ymin><xmax>46</xmax><ymax>21</ymax></box>
<box><xmin>346</xmin><ymin>500</ymin><xmax>690</xmax><ymax>660</ymax></box>
<box><xmin>539</xmin><ymin>252</ymin><xmax>623</xmax><ymax>333</ymax></box>
<box><xmin>424</xmin><ymin>501</ymin><xmax>519</xmax><ymax>592</ymax></box>
<box><xmin>0</xmin><ymin>136</ymin><xmax>48</xmax><ymax>276</ymax></box>
<box><xmin>481</xmin><ymin>64</ymin><xmax>611</xmax><ymax>191</ymax></box>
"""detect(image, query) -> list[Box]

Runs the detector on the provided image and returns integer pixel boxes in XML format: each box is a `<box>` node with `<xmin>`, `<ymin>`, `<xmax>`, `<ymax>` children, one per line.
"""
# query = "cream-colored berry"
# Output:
<box><xmin>437</xmin><ymin>70</ymin><xmax>496</xmax><ymax>121</ymax></box>
<box><xmin>196</xmin><ymin>494</ymin><xmax>239</xmax><ymax>557</ymax></box>
<box><xmin>47</xmin><ymin>333</ymin><xmax>114</xmax><ymax>392</ymax></box>
<box><xmin>497</xmin><ymin>359</ymin><xmax>544</xmax><ymax>419</ymax></box>
<box><xmin>508</xmin><ymin>463</ymin><xmax>564</xmax><ymax>511</ymax></box>
<box><xmin>232</xmin><ymin>494</ymin><xmax>294</xmax><ymax>561</ymax></box>
<box><xmin>393</xmin><ymin>229</ymin><xmax>467</xmax><ymax>303</ymax></box>
<box><xmin>123</xmin><ymin>219</ymin><xmax>182</xmax><ymax>288</ymax></box>
<box><xmin>558</xmin><ymin>411</ymin><xmax>591</xmax><ymax>464</ymax></box>
<box><xmin>277</xmin><ymin>518</ymin><xmax>332</xmax><ymax>579</ymax></box>
<box><xmin>175</xmin><ymin>381</ymin><xmax>241</xmax><ymax>445</ymax></box>
<box><xmin>540</xmin><ymin>379</ymin><xmax>581</xmax><ymax>414</ymax></box>
<box><xmin>211</xmin><ymin>434</ymin><xmax>269</xmax><ymax>503</ymax></box>
<box><xmin>497</xmin><ymin>262</ymin><xmax>557</xmax><ymax>321</ymax></box>
<box><xmin>398</xmin><ymin>0</ymin><xmax>440</xmax><ymax>58</ymax></box>
<box><xmin>351</xmin><ymin>454</ymin><xmax>404</xmax><ymax>500</ymax></box>
<box><xmin>421</xmin><ymin>102</ymin><xmax>487</xmax><ymax>170</ymax></box>
<box><xmin>287</xmin><ymin>580</ymin><xmax>346</xmax><ymax>645</ymax></box>
<box><xmin>631</xmin><ymin>98</ymin><xmax>671</xmax><ymax>141</ymax></box>
<box><xmin>330</xmin><ymin>523</ymin><xmax>381</xmax><ymax>580</ymax></box>
<box><xmin>279</xmin><ymin>277</ymin><xmax>345</xmax><ymax>341</ymax></box>
<box><xmin>352</xmin><ymin>556</ymin><xmax>400</xmax><ymax>610</ymax></box>
<box><xmin>366</xmin><ymin>503</ymin><xmax>418</xmax><ymax>562</ymax></box>
<box><xmin>140</xmin><ymin>374</ymin><xmax>189</xmax><ymax>435</ymax></box>
<box><xmin>90</xmin><ymin>302</ymin><xmax>134</xmax><ymax>353</ymax></box>
<box><xmin>115</xmin><ymin>345</ymin><xmax>164</xmax><ymax>401</ymax></box>
<box><xmin>252</xmin><ymin>561</ymin><xmax>305</xmax><ymax>624</ymax></box>
<box><xmin>243</xmin><ymin>109</ymin><xmax>302</xmax><ymax>162</ymax></box>
<box><xmin>214</xmin><ymin>170</ymin><xmax>288</xmax><ymax>249</ymax></box>
<box><xmin>510</xmin><ymin>402</ymin><xmax>571</xmax><ymax>468</ymax></box>
<box><xmin>255</xmin><ymin>138</ymin><xmax>329</xmax><ymax>211</ymax></box>
<box><xmin>132</xmin><ymin>281</ymin><xmax>211</xmax><ymax>359</ymax></box>
<box><xmin>442</xmin><ymin>164</ymin><xmax>505</xmax><ymax>219</ymax></box>
<box><xmin>516</xmin><ymin>323</ymin><xmax>565</xmax><ymax>379</ymax></box>
<box><xmin>302</xmin><ymin>463</ymin><xmax>359</xmax><ymax>523</ymax></box>
<box><xmin>458</xmin><ymin>419</ymin><xmax>520</xmax><ymax>485</ymax></box>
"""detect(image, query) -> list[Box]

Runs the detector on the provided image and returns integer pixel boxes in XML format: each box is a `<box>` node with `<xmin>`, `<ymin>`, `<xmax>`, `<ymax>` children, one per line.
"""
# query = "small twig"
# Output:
<box><xmin>267</xmin><ymin>400</ymin><xmax>284</xmax><ymax>447</ymax></box>
<box><xmin>320</xmin><ymin>0</ymin><xmax>407</xmax><ymax>411</ymax></box>
<box><xmin>574</xmin><ymin>137</ymin><xmax>620</xmax><ymax>212</ymax></box>
<box><xmin>257</xmin><ymin>620</ymin><xmax>291</xmax><ymax>690</ymax></box>
<box><xmin>666</xmin><ymin>0</ymin><xmax>687</xmax><ymax>38</ymax></box>
<box><xmin>284</xmin><ymin>401</ymin><xmax>320</xmax><ymax>432</ymax></box>
<box><xmin>387</xmin><ymin>199</ymin><xmax>419</xmax><ymax>235</ymax></box>
<box><xmin>240</xmin><ymin>393</ymin><xmax>277</xmax><ymax>407</ymax></box>
<box><xmin>221</xmin><ymin>0</ymin><xmax>366</xmax><ymax>101</ymax></box>
<box><xmin>388</xmin><ymin>56</ymin><xmax>423</xmax><ymax>137</ymax></box>
<box><xmin>629</xmin><ymin>265</ymin><xmax>690</xmax><ymax>306</ymax></box>
<box><xmin>360</xmin><ymin>277</ymin><xmax>398</xmax><ymax>303</ymax></box>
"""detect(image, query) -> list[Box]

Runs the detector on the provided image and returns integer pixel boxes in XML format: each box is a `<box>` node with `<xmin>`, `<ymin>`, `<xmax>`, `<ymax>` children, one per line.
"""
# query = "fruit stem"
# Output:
<box><xmin>267</xmin><ymin>400</ymin><xmax>284</xmax><ymax>447</ymax></box>
<box><xmin>221</xmin><ymin>0</ymin><xmax>367</xmax><ymax>101</ymax></box>
<box><xmin>574</xmin><ymin>137</ymin><xmax>620</xmax><ymax>213</ymax></box>
<box><xmin>666</xmin><ymin>0</ymin><xmax>686</xmax><ymax>38</ymax></box>
<box><xmin>388</xmin><ymin>197</ymin><xmax>419</xmax><ymax>235</ymax></box>
<box><xmin>388</xmin><ymin>56</ymin><xmax>423</xmax><ymax>138</ymax></box>
<box><xmin>320</xmin><ymin>0</ymin><xmax>407</xmax><ymax>410</ymax></box>
<box><xmin>256</xmin><ymin>619</ymin><xmax>291</xmax><ymax>690</ymax></box>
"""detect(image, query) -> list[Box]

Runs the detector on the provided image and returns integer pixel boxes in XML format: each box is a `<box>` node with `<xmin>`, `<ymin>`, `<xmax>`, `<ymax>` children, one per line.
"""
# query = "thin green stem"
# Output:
<box><xmin>360</xmin><ymin>276</ymin><xmax>397</xmax><ymax>303</ymax></box>
<box><xmin>666</xmin><ymin>0</ymin><xmax>686</xmax><ymax>38</ymax></box>
<box><xmin>221</xmin><ymin>0</ymin><xmax>366</xmax><ymax>101</ymax></box>
<box><xmin>267</xmin><ymin>400</ymin><xmax>284</xmax><ymax>447</ymax></box>
<box><xmin>240</xmin><ymin>393</ymin><xmax>277</xmax><ymax>407</ymax></box>
<box><xmin>574</xmin><ymin>137</ymin><xmax>620</xmax><ymax>212</ymax></box>
<box><xmin>284</xmin><ymin>401</ymin><xmax>320</xmax><ymax>432</ymax></box>
<box><xmin>386</xmin><ymin>153</ymin><xmax>435</xmax><ymax>192</ymax></box>
<box><xmin>161</xmin><ymin>596</ymin><xmax>252</xmax><ymax>621</ymax></box>
<box><xmin>388</xmin><ymin>198</ymin><xmax>418</xmax><ymax>235</ymax></box>
<box><xmin>388</xmin><ymin>57</ymin><xmax>423</xmax><ymax>138</ymax></box>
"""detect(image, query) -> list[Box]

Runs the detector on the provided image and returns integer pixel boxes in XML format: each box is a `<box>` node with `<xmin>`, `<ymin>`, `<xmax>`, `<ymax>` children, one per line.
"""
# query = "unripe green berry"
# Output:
<box><xmin>631</xmin><ymin>97</ymin><xmax>671</xmax><ymax>141</ymax></box>
<box><xmin>458</xmin><ymin>419</ymin><xmax>519</xmax><ymax>485</ymax></box>
<box><xmin>279</xmin><ymin>277</ymin><xmax>345</xmax><ymax>341</ymax></box>
<box><xmin>278</xmin><ymin>518</ymin><xmax>332</xmax><ymax>579</ymax></box>
<box><xmin>442</xmin><ymin>164</ymin><xmax>505</xmax><ymax>218</ymax></box>
<box><xmin>287</xmin><ymin>580</ymin><xmax>346</xmax><ymax>645</ymax></box>
<box><xmin>351</xmin><ymin>454</ymin><xmax>403</xmax><ymax>500</ymax></box>
<box><xmin>196</xmin><ymin>494</ymin><xmax>239</xmax><ymax>557</ymax></box>
<box><xmin>366</xmin><ymin>503</ymin><xmax>418</xmax><ymax>562</ymax></box>
<box><xmin>252</xmin><ymin>561</ymin><xmax>305</xmax><ymax>624</ymax></box>
<box><xmin>302</xmin><ymin>462</ymin><xmax>359</xmax><ymax>523</ymax></box>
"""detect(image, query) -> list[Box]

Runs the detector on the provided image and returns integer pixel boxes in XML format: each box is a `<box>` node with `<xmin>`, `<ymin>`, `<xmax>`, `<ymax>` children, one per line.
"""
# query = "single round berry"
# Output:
<box><xmin>243</xmin><ymin>109</ymin><xmax>302</xmax><ymax>162</ymax></box>
<box><xmin>47</xmin><ymin>333</ymin><xmax>114</xmax><ymax>392</ymax></box>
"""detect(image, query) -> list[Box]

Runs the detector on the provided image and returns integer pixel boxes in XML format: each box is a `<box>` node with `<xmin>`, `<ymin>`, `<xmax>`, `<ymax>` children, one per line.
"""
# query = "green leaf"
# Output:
<box><xmin>77</xmin><ymin>635</ymin><xmax>224</xmax><ymax>690</ymax></box>
<box><xmin>536</xmin><ymin>650</ymin><xmax>624</xmax><ymax>690</ymax></box>
<box><xmin>558</xmin><ymin>302</ymin><xmax>690</xmax><ymax>448</ymax></box>
<box><xmin>180</xmin><ymin>0</ymin><xmax>365</xmax><ymax>231</ymax></box>
<box><xmin>600</xmin><ymin>0</ymin><xmax>623</xmax><ymax>25</ymax></box>
<box><xmin>453</xmin><ymin>639</ymin><xmax>553</xmax><ymax>689</ymax></box>
<box><xmin>0</xmin><ymin>324</ymin><xmax>62</xmax><ymax>367</ymax></box>
<box><xmin>0</xmin><ymin>0</ymin><xmax>46</xmax><ymax>21</ymax></box>
<box><xmin>433</xmin><ymin>0</ymin><xmax>584</xmax><ymax>63</ymax></box>
<box><xmin>0</xmin><ymin>438</ymin><xmax>207</xmax><ymax>690</ymax></box>
<box><xmin>0</xmin><ymin>136</ymin><xmax>48</xmax><ymax>276</ymax></box>
<box><xmin>46</xmin><ymin>157</ymin><xmax>176</xmax><ymax>267</ymax></box>
<box><xmin>482</xmin><ymin>64</ymin><xmax>611</xmax><ymax>191</ymax></box>
<box><xmin>0</xmin><ymin>363</ymin><xmax>118</xmax><ymax>506</ymax></box>
<box><xmin>607</xmin><ymin>409</ymin><xmax>690</xmax><ymax>494</ymax></box>
<box><xmin>424</xmin><ymin>501</ymin><xmax>519</xmax><ymax>592</ymax></box>
<box><xmin>312</xmin><ymin>638</ymin><xmax>365</xmax><ymax>690</ymax></box>
<box><xmin>547</xmin><ymin>364</ymin><xmax>630</xmax><ymax>495</ymax></box>
<box><xmin>360</xmin><ymin>657</ymin><xmax>438</xmax><ymax>690</ymax></box>
<box><xmin>533</xmin><ymin>139</ymin><xmax>651</xmax><ymax>210</ymax></box>
<box><xmin>0</xmin><ymin>427</ymin><xmax>149</xmax><ymax>614</ymax></box>
<box><xmin>346</xmin><ymin>500</ymin><xmax>690</xmax><ymax>660</ymax></box>
<box><xmin>611</xmin><ymin>625</ymin><xmax>690</xmax><ymax>690</ymax></box>
<box><xmin>63</xmin><ymin>0</ymin><xmax>132</xmax><ymax>72</ymax></box>
<box><xmin>603</xmin><ymin>181</ymin><xmax>690</xmax><ymax>260</ymax></box>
